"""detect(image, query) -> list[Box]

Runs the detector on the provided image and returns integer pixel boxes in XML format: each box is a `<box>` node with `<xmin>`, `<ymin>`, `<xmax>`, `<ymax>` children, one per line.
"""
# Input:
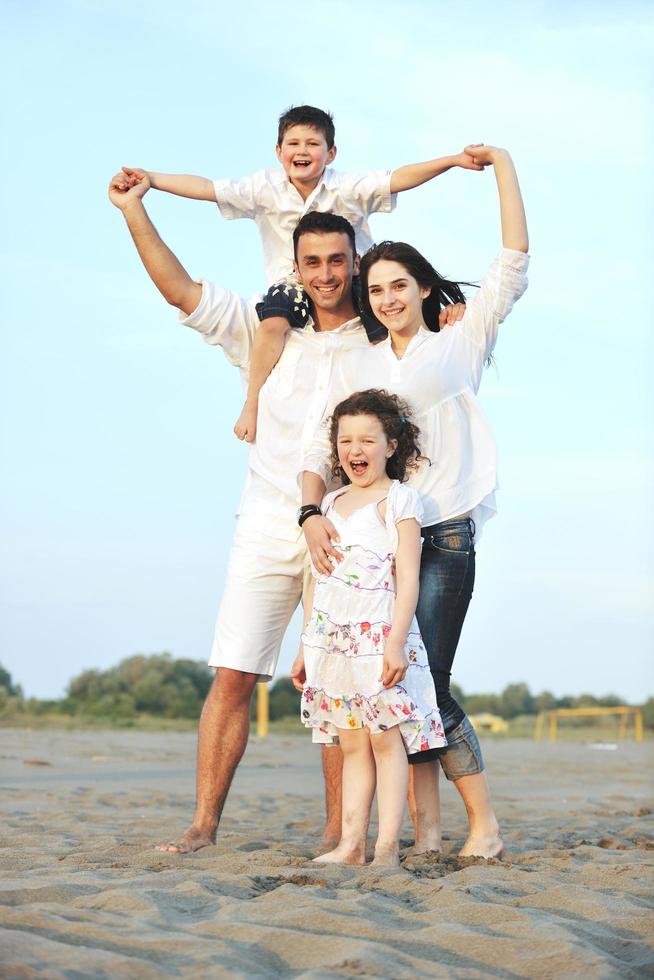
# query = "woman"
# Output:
<box><xmin>300</xmin><ymin>145</ymin><xmax>529</xmax><ymax>858</ymax></box>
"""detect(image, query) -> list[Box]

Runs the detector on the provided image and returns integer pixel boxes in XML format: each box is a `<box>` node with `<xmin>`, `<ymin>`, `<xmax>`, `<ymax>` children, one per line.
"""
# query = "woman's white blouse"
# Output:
<box><xmin>302</xmin><ymin>248</ymin><xmax>530</xmax><ymax>537</ymax></box>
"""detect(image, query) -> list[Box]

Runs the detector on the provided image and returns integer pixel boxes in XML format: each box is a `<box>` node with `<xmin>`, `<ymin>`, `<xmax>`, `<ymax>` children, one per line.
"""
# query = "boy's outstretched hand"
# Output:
<box><xmin>108</xmin><ymin>169</ymin><xmax>151</xmax><ymax>209</ymax></box>
<box><xmin>453</xmin><ymin>144</ymin><xmax>487</xmax><ymax>171</ymax></box>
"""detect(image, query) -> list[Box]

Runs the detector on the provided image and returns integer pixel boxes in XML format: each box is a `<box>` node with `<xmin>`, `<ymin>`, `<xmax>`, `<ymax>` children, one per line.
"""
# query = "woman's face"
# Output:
<box><xmin>366</xmin><ymin>259</ymin><xmax>430</xmax><ymax>340</ymax></box>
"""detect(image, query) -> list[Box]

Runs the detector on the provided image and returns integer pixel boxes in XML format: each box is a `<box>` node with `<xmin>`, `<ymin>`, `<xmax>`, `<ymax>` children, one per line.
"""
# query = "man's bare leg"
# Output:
<box><xmin>407</xmin><ymin>759</ymin><xmax>442</xmax><ymax>854</ymax></box>
<box><xmin>157</xmin><ymin>667</ymin><xmax>259</xmax><ymax>853</ymax></box>
<box><xmin>454</xmin><ymin>771</ymin><xmax>503</xmax><ymax>858</ymax></box>
<box><xmin>321</xmin><ymin>743</ymin><xmax>343</xmax><ymax>849</ymax></box>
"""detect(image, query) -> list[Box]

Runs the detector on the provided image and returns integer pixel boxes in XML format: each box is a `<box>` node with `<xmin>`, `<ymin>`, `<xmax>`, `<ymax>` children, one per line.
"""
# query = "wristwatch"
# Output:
<box><xmin>297</xmin><ymin>504</ymin><xmax>322</xmax><ymax>528</ymax></box>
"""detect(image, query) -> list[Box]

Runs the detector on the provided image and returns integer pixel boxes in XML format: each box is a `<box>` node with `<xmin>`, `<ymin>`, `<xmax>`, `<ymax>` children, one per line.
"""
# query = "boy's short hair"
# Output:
<box><xmin>293</xmin><ymin>211</ymin><xmax>356</xmax><ymax>260</ymax></box>
<box><xmin>277</xmin><ymin>105</ymin><xmax>335</xmax><ymax>149</ymax></box>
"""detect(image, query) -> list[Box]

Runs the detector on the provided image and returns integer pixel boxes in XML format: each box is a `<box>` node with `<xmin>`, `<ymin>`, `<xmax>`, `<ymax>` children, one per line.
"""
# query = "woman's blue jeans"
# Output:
<box><xmin>410</xmin><ymin>516</ymin><xmax>484</xmax><ymax>780</ymax></box>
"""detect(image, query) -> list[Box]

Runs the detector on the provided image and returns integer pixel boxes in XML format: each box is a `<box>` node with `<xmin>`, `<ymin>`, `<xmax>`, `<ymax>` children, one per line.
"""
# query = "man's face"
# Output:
<box><xmin>294</xmin><ymin>232</ymin><xmax>359</xmax><ymax>315</ymax></box>
<box><xmin>276</xmin><ymin>125</ymin><xmax>336</xmax><ymax>186</ymax></box>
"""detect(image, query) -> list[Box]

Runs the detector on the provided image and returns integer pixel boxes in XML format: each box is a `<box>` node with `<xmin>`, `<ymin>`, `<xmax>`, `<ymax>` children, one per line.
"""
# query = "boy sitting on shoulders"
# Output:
<box><xmin>121</xmin><ymin>105</ymin><xmax>482</xmax><ymax>441</ymax></box>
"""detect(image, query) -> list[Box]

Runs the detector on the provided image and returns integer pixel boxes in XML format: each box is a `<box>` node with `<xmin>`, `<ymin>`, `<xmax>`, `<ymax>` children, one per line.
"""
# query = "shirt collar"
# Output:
<box><xmin>378</xmin><ymin>324</ymin><xmax>433</xmax><ymax>358</ymax></box>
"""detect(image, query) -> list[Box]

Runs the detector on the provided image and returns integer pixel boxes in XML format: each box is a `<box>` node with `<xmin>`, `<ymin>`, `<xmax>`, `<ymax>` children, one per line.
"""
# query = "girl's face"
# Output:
<box><xmin>336</xmin><ymin>414</ymin><xmax>397</xmax><ymax>488</ymax></box>
<box><xmin>366</xmin><ymin>259</ymin><xmax>430</xmax><ymax>340</ymax></box>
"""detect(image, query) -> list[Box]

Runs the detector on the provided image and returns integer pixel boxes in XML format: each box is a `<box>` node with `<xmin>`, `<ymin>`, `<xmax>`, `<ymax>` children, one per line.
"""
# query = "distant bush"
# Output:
<box><xmin>0</xmin><ymin>664</ymin><xmax>22</xmax><ymax>699</ymax></box>
<box><xmin>66</xmin><ymin>653</ymin><xmax>213</xmax><ymax>720</ymax></box>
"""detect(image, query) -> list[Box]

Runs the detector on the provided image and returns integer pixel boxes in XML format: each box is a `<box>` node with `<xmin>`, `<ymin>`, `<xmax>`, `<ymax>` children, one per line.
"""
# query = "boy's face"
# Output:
<box><xmin>276</xmin><ymin>125</ymin><xmax>336</xmax><ymax>186</ymax></box>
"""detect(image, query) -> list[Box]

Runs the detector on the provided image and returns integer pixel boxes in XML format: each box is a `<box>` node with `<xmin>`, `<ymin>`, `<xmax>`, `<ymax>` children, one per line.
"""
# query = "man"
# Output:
<box><xmin>108</xmin><ymin>170</ymin><xmax>461</xmax><ymax>853</ymax></box>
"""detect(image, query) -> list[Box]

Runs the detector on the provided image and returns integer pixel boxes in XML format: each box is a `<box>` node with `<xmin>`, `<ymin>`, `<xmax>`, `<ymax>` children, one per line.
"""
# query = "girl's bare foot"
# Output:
<box><xmin>233</xmin><ymin>401</ymin><xmax>257</xmax><ymax>442</ymax></box>
<box><xmin>156</xmin><ymin>826</ymin><xmax>216</xmax><ymax>854</ymax></box>
<box><xmin>371</xmin><ymin>842</ymin><xmax>400</xmax><ymax>867</ymax></box>
<box><xmin>313</xmin><ymin>842</ymin><xmax>366</xmax><ymax>865</ymax></box>
<box><xmin>459</xmin><ymin>832</ymin><xmax>504</xmax><ymax>859</ymax></box>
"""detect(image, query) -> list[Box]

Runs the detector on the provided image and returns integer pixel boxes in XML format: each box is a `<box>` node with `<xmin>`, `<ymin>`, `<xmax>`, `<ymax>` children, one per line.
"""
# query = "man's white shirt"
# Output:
<box><xmin>179</xmin><ymin>285</ymin><xmax>370</xmax><ymax>536</ymax></box>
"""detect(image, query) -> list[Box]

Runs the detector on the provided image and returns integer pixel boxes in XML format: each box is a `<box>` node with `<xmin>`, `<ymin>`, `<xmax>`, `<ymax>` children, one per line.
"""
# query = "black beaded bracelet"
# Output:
<box><xmin>298</xmin><ymin>505</ymin><xmax>322</xmax><ymax>528</ymax></box>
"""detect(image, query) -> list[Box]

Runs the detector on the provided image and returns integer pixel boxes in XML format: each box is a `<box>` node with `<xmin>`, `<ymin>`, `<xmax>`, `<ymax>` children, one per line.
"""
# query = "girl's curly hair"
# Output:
<box><xmin>328</xmin><ymin>389</ymin><xmax>424</xmax><ymax>485</ymax></box>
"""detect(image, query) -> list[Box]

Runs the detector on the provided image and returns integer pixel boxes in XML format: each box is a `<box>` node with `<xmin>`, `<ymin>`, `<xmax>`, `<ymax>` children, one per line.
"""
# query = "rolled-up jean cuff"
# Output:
<box><xmin>408</xmin><ymin>715</ymin><xmax>484</xmax><ymax>780</ymax></box>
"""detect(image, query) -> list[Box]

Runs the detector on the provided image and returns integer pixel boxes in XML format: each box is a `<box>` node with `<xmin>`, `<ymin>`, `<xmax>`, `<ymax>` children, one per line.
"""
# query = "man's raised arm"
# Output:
<box><xmin>108</xmin><ymin>171</ymin><xmax>202</xmax><ymax>316</ymax></box>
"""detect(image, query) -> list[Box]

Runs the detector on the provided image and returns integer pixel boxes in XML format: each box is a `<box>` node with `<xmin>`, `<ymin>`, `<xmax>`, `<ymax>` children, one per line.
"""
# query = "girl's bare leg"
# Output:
<box><xmin>369</xmin><ymin>727</ymin><xmax>409</xmax><ymax>867</ymax></box>
<box><xmin>454</xmin><ymin>771</ymin><xmax>503</xmax><ymax>858</ymax></box>
<box><xmin>407</xmin><ymin>759</ymin><xmax>442</xmax><ymax>854</ymax></box>
<box><xmin>313</xmin><ymin>727</ymin><xmax>374</xmax><ymax>865</ymax></box>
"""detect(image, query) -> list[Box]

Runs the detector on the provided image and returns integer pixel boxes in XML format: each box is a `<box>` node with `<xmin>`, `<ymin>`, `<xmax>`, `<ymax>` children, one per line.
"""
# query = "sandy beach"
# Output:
<box><xmin>1</xmin><ymin>728</ymin><xmax>652</xmax><ymax>978</ymax></box>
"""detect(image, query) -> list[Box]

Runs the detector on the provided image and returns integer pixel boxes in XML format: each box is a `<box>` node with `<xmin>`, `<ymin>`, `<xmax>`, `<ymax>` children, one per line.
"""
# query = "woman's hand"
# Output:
<box><xmin>380</xmin><ymin>645</ymin><xmax>409</xmax><ymax>689</ymax></box>
<box><xmin>463</xmin><ymin>144</ymin><xmax>507</xmax><ymax>168</ymax></box>
<box><xmin>290</xmin><ymin>647</ymin><xmax>306</xmax><ymax>692</ymax></box>
<box><xmin>303</xmin><ymin>515</ymin><xmax>343</xmax><ymax>576</ymax></box>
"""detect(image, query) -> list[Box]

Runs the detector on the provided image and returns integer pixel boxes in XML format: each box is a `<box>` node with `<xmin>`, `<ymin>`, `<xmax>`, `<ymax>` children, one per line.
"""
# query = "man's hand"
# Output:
<box><xmin>303</xmin><ymin>515</ymin><xmax>343</xmax><ymax>576</ymax></box>
<box><xmin>108</xmin><ymin>169</ymin><xmax>151</xmax><ymax>210</ymax></box>
<box><xmin>380</xmin><ymin>644</ymin><xmax>409</xmax><ymax>689</ymax></box>
<box><xmin>121</xmin><ymin>166</ymin><xmax>148</xmax><ymax>187</ymax></box>
<box><xmin>439</xmin><ymin>302</ymin><xmax>466</xmax><ymax>328</ymax></box>
<box><xmin>290</xmin><ymin>648</ymin><xmax>306</xmax><ymax>693</ymax></box>
<box><xmin>452</xmin><ymin>144</ymin><xmax>486</xmax><ymax>171</ymax></box>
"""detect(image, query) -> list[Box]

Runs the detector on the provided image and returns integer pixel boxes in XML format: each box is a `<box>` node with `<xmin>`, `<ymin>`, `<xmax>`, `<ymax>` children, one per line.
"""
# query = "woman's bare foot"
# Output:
<box><xmin>155</xmin><ymin>826</ymin><xmax>216</xmax><ymax>854</ymax></box>
<box><xmin>313</xmin><ymin>841</ymin><xmax>366</xmax><ymax>865</ymax></box>
<box><xmin>406</xmin><ymin>832</ymin><xmax>441</xmax><ymax>856</ymax></box>
<box><xmin>371</xmin><ymin>843</ymin><xmax>400</xmax><ymax>867</ymax></box>
<box><xmin>459</xmin><ymin>831</ymin><xmax>504</xmax><ymax>859</ymax></box>
<box><xmin>233</xmin><ymin>400</ymin><xmax>257</xmax><ymax>442</ymax></box>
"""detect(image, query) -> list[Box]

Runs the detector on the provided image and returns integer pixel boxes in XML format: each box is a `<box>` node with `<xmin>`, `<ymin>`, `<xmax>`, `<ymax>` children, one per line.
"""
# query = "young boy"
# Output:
<box><xmin>122</xmin><ymin>105</ymin><xmax>482</xmax><ymax>442</ymax></box>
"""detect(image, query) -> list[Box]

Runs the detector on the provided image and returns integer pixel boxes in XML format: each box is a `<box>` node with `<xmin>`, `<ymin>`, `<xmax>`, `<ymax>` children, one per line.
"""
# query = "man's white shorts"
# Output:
<box><xmin>208</xmin><ymin>477</ymin><xmax>311</xmax><ymax>680</ymax></box>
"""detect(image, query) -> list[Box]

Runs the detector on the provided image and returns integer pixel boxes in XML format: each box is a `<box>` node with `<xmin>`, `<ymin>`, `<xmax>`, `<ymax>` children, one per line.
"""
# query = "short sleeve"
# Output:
<box><xmin>178</xmin><ymin>280</ymin><xmax>260</xmax><ymax>369</ymax></box>
<box><xmin>213</xmin><ymin>172</ymin><xmax>261</xmax><ymax>221</ymax></box>
<box><xmin>386</xmin><ymin>483</ymin><xmax>423</xmax><ymax>552</ymax></box>
<box><xmin>338</xmin><ymin>170</ymin><xmax>396</xmax><ymax>215</ymax></box>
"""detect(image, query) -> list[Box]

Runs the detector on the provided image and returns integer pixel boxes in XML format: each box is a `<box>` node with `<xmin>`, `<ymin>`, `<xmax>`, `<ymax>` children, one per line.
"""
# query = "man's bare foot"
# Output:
<box><xmin>371</xmin><ymin>843</ymin><xmax>400</xmax><ymax>867</ymax></box>
<box><xmin>155</xmin><ymin>826</ymin><xmax>216</xmax><ymax>854</ymax></box>
<box><xmin>233</xmin><ymin>400</ymin><xmax>257</xmax><ymax>443</ymax></box>
<box><xmin>313</xmin><ymin>842</ymin><xmax>365</xmax><ymax>866</ymax></box>
<box><xmin>459</xmin><ymin>832</ymin><xmax>504</xmax><ymax>859</ymax></box>
<box><xmin>321</xmin><ymin>831</ymin><xmax>341</xmax><ymax>851</ymax></box>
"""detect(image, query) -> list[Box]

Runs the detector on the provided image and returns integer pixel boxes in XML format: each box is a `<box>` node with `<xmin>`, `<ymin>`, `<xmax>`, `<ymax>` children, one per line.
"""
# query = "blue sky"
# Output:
<box><xmin>1</xmin><ymin>0</ymin><xmax>653</xmax><ymax>701</ymax></box>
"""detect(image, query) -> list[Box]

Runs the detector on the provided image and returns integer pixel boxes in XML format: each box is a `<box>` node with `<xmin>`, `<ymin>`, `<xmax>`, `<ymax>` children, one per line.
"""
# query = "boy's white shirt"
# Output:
<box><xmin>213</xmin><ymin>167</ymin><xmax>396</xmax><ymax>286</ymax></box>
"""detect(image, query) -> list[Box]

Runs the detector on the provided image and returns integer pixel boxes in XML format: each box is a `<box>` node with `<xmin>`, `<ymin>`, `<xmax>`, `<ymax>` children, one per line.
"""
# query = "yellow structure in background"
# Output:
<box><xmin>256</xmin><ymin>682</ymin><xmax>269</xmax><ymax>737</ymax></box>
<box><xmin>469</xmin><ymin>712</ymin><xmax>509</xmax><ymax>734</ymax></box>
<box><xmin>534</xmin><ymin>706</ymin><xmax>643</xmax><ymax>742</ymax></box>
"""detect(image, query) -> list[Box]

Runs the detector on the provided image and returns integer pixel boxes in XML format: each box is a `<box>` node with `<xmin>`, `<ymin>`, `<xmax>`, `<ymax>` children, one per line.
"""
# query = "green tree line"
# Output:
<box><xmin>1</xmin><ymin>657</ymin><xmax>652</xmax><ymax>728</ymax></box>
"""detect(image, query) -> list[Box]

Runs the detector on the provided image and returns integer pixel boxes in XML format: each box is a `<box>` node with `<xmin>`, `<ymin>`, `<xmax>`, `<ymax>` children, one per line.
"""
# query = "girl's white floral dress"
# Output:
<box><xmin>301</xmin><ymin>481</ymin><xmax>447</xmax><ymax>754</ymax></box>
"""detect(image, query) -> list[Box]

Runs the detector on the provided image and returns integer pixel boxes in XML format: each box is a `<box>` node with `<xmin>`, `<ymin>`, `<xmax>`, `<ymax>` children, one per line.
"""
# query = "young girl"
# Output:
<box><xmin>291</xmin><ymin>389</ymin><xmax>446</xmax><ymax>867</ymax></box>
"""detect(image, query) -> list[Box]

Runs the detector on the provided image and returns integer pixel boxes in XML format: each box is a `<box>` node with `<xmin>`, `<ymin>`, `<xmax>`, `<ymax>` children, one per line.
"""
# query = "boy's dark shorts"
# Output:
<box><xmin>256</xmin><ymin>275</ymin><xmax>387</xmax><ymax>343</ymax></box>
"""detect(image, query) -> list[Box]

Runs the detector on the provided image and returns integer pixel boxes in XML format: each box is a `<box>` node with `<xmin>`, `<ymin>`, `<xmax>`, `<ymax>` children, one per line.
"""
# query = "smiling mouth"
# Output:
<box><xmin>293</xmin><ymin>160</ymin><xmax>311</xmax><ymax>167</ymax></box>
<box><xmin>350</xmin><ymin>460</ymin><xmax>368</xmax><ymax>475</ymax></box>
<box><xmin>382</xmin><ymin>307</ymin><xmax>404</xmax><ymax>318</ymax></box>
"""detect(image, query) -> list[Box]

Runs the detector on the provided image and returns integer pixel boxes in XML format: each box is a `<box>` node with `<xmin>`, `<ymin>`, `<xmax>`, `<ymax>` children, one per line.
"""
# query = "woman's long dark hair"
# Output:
<box><xmin>328</xmin><ymin>389</ymin><xmax>424</xmax><ymax>485</ymax></box>
<box><xmin>358</xmin><ymin>240</ymin><xmax>476</xmax><ymax>334</ymax></box>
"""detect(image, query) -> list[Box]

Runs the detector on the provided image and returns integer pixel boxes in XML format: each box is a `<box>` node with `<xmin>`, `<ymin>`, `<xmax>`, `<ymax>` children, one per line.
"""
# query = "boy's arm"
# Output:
<box><xmin>121</xmin><ymin>167</ymin><xmax>215</xmax><ymax>202</ymax></box>
<box><xmin>390</xmin><ymin>146</ymin><xmax>484</xmax><ymax>193</ymax></box>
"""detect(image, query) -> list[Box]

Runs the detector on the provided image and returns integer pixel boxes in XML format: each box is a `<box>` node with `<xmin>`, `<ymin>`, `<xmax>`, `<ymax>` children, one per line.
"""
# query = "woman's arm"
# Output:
<box><xmin>464</xmin><ymin>145</ymin><xmax>528</xmax><ymax>252</ymax></box>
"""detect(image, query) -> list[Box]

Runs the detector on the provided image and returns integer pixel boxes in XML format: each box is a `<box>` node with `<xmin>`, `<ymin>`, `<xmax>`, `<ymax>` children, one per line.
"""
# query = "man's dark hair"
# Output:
<box><xmin>278</xmin><ymin>105</ymin><xmax>335</xmax><ymax>149</ymax></box>
<box><xmin>293</xmin><ymin>211</ymin><xmax>356</xmax><ymax>261</ymax></box>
